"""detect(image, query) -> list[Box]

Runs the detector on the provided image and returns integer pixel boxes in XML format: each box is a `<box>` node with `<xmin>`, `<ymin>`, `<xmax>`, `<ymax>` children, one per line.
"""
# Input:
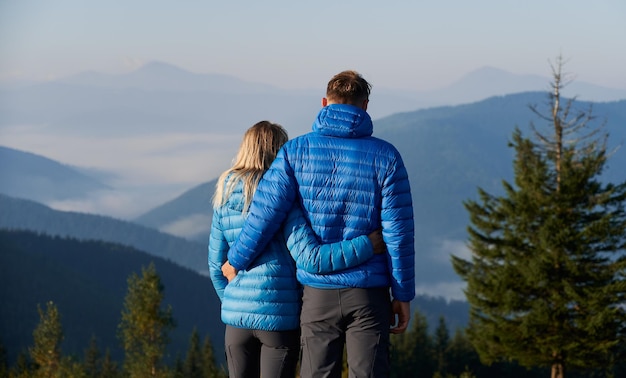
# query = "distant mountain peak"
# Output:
<box><xmin>52</xmin><ymin>60</ymin><xmax>282</xmax><ymax>94</ymax></box>
<box><xmin>457</xmin><ymin>66</ymin><xmax>545</xmax><ymax>85</ymax></box>
<box><xmin>133</xmin><ymin>61</ymin><xmax>193</xmax><ymax>76</ymax></box>
<box><xmin>467</xmin><ymin>66</ymin><xmax>511</xmax><ymax>76</ymax></box>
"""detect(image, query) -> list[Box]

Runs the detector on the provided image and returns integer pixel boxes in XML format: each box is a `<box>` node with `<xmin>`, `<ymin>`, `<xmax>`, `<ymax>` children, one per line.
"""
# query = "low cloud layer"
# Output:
<box><xmin>1</xmin><ymin>124</ymin><xmax>242</xmax><ymax>217</ymax></box>
<box><xmin>161</xmin><ymin>213</ymin><xmax>212</xmax><ymax>239</ymax></box>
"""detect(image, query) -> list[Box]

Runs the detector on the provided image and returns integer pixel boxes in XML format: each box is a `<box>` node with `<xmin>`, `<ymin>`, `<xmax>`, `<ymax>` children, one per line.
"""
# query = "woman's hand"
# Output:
<box><xmin>222</xmin><ymin>260</ymin><xmax>238</xmax><ymax>282</ymax></box>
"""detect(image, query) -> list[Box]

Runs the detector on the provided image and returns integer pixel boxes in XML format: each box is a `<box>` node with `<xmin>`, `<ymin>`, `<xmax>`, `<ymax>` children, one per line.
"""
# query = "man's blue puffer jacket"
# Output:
<box><xmin>228</xmin><ymin>104</ymin><xmax>415</xmax><ymax>303</ymax></box>
<box><xmin>209</xmin><ymin>176</ymin><xmax>376</xmax><ymax>331</ymax></box>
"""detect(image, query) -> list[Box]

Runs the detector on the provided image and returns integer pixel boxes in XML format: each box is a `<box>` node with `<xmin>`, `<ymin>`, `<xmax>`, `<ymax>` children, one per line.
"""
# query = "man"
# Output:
<box><xmin>224</xmin><ymin>70</ymin><xmax>415</xmax><ymax>377</ymax></box>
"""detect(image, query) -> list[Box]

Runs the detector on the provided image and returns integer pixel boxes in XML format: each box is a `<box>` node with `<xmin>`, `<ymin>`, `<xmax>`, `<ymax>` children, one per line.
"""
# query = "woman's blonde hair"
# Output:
<box><xmin>213</xmin><ymin>121</ymin><xmax>288</xmax><ymax>213</ymax></box>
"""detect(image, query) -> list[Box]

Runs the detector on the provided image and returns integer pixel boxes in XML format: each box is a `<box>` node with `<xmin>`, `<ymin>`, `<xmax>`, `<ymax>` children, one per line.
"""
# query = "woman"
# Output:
<box><xmin>208</xmin><ymin>121</ymin><xmax>381</xmax><ymax>378</ymax></box>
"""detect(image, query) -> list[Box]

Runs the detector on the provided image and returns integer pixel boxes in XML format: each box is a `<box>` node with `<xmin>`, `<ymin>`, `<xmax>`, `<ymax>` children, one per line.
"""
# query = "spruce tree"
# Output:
<box><xmin>446</xmin><ymin>328</ymin><xmax>481</xmax><ymax>378</ymax></box>
<box><xmin>118</xmin><ymin>263</ymin><xmax>175</xmax><ymax>378</ymax></box>
<box><xmin>452</xmin><ymin>56</ymin><xmax>626</xmax><ymax>378</ymax></box>
<box><xmin>172</xmin><ymin>355</ymin><xmax>185</xmax><ymax>378</ymax></box>
<box><xmin>99</xmin><ymin>349</ymin><xmax>119</xmax><ymax>378</ymax></box>
<box><xmin>83</xmin><ymin>335</ymin><xmax>100</xmax><ymax>377</ymax></box>
<box><xmin>11</xmin><ymin>353</ymin><xmax>32</xmax><ymax>378</ymax></box>
<box><xmin>29</xmin><ymin>301</ymin><xmax>63</xmax><ymax>378</ymax></box>
<box><xmin>201</xmin><ymin>335</ymin><xmax>226</xmax><ymax>378</ymax></box>
<box><xmin>183</xmin><ymin>328</ymin><xmax>203</xmax><ymax>378</ymax></box>
<box><xmin>433</xmin><ymin>316</ymin><xmax>450</xmax><ymax>378</ymax></box>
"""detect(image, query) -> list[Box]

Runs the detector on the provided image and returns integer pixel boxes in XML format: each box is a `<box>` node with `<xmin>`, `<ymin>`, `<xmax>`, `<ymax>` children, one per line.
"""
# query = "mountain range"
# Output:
<box><xmin>0</xmin><ymin>193</ymin><xmax>207</xmax><ymax>275</ymax></box>
<box><xmin>3</xmin><ymin>95</ymin><xmax>625</xmax><ymax>300</ymax></box>
<box><xmin>1</xmin><ymin>62</ymin><xmax>625</xmax><ymax>302</ymax></box>
<box><xmin>128</xmin><ymin>92</ymin><xmax>626</xmax><ymax>299</ymax></box>
<box><xmin>0</xmin><ymin>146</ymin><xmax>111</xmax><ymax>203</ymax></box>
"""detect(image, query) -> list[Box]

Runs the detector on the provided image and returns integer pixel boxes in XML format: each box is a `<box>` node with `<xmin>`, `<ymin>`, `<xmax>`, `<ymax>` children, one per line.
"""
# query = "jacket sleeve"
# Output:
<box><xmin>381</xmin><ymin>151</ymin><xmax>416</xmax><ymax>302</ymax></box>
<box><xmin>208</xmin><ymin>208</ymin><xmax>228</xmax><ymax>301</ymax></box>
<box><xmin>283</xmin><ymin>204</ymin><xmax>375</xmax><ymax>273</ymax></box>
<box><xmin>227</xmin><ymin>148</ymin><xmax>297</xmax><ymax>271</ymax></box>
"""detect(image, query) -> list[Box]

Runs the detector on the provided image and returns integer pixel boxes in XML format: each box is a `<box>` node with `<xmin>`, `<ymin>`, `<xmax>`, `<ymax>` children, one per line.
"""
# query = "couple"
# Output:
<box><xmin>208</xmin><ymin>70</ymin><xmax>415</xmax><ymax>378</ymax></box>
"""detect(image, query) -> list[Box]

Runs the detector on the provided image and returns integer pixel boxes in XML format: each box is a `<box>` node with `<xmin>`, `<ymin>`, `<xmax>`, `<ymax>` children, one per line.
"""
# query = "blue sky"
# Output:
<box><xmin>1</xmin><ymin>0</ymin><xmax>625</xmax><ymax>90</ymax></box>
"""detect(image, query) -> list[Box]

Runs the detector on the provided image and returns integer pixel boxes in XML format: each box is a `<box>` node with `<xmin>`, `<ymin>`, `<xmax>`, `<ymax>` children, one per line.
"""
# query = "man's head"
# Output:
<box><xmin>323</xmin><ymin>70</ymin><xmax>371</xmax><ymax>110</ymax></box>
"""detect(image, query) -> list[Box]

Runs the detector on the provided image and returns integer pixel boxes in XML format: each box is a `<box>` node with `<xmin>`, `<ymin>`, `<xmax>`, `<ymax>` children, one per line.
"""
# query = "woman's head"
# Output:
<box><xmin>213</xmin><ymin>121</ymin><xmax>288</xmax><ymax>210</ymax></box>
<box><xmin>233</xmin><ymin>121</ymin><xmax>288</xmax><ymax>172</ymax></box>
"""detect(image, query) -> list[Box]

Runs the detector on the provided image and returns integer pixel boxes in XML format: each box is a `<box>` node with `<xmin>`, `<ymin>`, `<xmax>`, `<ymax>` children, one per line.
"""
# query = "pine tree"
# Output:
<box><xmin>83</xmin><ymin>335</ymin><xmax>100</xmax><ymax>377</ymax></box>
<box><xmin>433</xmin><ymin>316</ymin><xmax>450</xmax><ymax>377</ymax></box>
<box><xmin>201</xmin><ymin>335</ymin><xmax>226</xmax><ymax>378</ymax></box>
<box><xmin>452</xmin><ymin>56</ymin><xmax>626</xmax><ymax>378</ymax></box>
<box><xmin>118</xmin><ymin>263</ymin><xmax>175</xmax><ymax>378</ymax></box>
<box><xmin>183</xmin><ymin>329</ymin><xmax>203</xmax><ymax>378</ymax></box>
<box><xmin>11</xmin><ymin>353</ymin><xmax>32</xmax><ymax>378</ymax></box>
<box><xmin>29</xmin><ymin>301</ymin><xmax>63</xmax><ymax>378</ymax></box>
<box><xmin>446</xmin><ymin>329</ymin><xmax>481</xmax><ymax>378</ymax></box>
<box><xmin>99</xmin><ymin>349</ymin><xmax>119</xmax><ymax>378</ymax></box>
<box><xmin>172</xmin><ymin>355</ymin><xmax>185</xmax><ymax>378</ymax></box>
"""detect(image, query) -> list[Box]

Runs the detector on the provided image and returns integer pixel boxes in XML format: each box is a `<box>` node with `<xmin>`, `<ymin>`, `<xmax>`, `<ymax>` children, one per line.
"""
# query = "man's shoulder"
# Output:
<box><xmin>367</xmin><ymin>135</ymin><xmax>403</xmax><ymax>156</ymax></box>
<box><xmin>283</xmin><ymin>132</ymin><xmax>318</xmax><ymax>149</ymax></box>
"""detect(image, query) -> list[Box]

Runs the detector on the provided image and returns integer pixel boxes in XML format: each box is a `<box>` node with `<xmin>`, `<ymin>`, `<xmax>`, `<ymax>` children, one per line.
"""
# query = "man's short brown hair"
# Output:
<box><xmin>326</xmin><ymin>70</ymin><xmax>371</xmax><ymax>106</ymax></box>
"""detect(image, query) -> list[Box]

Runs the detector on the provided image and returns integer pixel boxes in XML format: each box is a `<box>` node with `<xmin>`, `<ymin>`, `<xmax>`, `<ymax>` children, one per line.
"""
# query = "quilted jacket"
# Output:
<box><xmin>208</xmin><ymin>176</ymin><xmax>375</xmax><ymax>331</ymax></box>
<box><xmin>227</xmin><ymin>104</ymin><xmax>415</xmax><ymax>302</ymax></box>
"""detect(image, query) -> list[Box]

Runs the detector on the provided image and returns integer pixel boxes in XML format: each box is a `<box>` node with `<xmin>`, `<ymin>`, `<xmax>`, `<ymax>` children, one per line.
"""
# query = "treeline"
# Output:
<box><xmin>2</xmin><ymin>262</ymin><xmax>624</xmax><ymax>377</ymax></box>
<box><xmin>388</xmin><ymin>312</ymin><xmax>626</xmax><ymax>378</ymax></box>
<box><xmin>0</xmin><ymin>263</ymin><xmax>227</xmax><ymax>378</ymax></box>
<box><xmin>0</xmin><ymin>228</ymin><xmax>225</xmax><ymax>367</ymax></box>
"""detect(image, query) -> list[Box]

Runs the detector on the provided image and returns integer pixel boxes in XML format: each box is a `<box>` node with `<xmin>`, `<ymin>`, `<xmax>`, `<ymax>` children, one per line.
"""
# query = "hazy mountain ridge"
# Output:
<box><xmin>127</xmin><ymin>93</ymin><xmax>626</xmax><ymax>298</ymax></box>
<box><xmin>2</xmin><ymin>62</ymin><xmax>624</xmax><ymax>137</ymax></box>
<box><xmin>0</xmin><ymin>194</ymin><xmax>207</xmax><ymax>275</ymax></box>
<box><xmin>377</xmin><ymin>93</ymin><xmax>626</xmax><ymax>289</ymax></box>
<box><xmin>0</xmin><ymin>145</ymin><xmax>110</xmax><ymax>202</ymax></box>
<box><xmin>133</xmin><ymin>180</ymin><xmax>217</xmax><ymax>241</ymax></box>
<box><xmin>57</xmin><ymin>61</ymin><xmax>286</xmax><ymax>94</ymax></box>
<box><xmin>2</xmin><ymin>63</ymin><xmax>625</xmax><ymax>300</ymax></box>
<box><xmin>3</xmin><ymin>93</ymin><xmax>624</xmax><ymax>298</ymax></box>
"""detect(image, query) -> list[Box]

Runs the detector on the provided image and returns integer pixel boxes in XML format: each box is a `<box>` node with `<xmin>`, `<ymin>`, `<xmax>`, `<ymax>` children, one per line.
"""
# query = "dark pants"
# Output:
<box><xmin>299</xmin><ymin>286</ymin><xmax>392</xmax><ymax>378</ymax></box>
<box><xmin>224</xmin><ymin>325</ymin><xmax>300</xmax><ymax>378</ymax></box>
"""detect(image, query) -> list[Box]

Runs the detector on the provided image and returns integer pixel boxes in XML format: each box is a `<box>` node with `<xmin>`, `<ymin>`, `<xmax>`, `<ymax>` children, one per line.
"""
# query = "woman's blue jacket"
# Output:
<box><xmin>208</xmin><ymin>177</ymin><xmax>375</xmax><ymax>331</ymax></box>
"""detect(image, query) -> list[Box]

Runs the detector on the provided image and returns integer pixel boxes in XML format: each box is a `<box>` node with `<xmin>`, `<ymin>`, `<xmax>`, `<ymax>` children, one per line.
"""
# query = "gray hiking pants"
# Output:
<box><xmin>299</xmin><ymin>286</ymin><xmax>392</xmax><ymax>378</ymax></box>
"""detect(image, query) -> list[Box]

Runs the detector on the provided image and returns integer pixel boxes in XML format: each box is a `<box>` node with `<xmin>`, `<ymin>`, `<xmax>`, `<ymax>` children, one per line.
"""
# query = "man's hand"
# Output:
<box><xmin>390</xmin><ymin>300</ymin><xmax>410</xmax><ymax>334</ymax></box>
<box><xmin>221</xmin><ymin>260</ymin><xmax>238</xmax><ymax>282</ymax></box>
<box><xmin>368</xmin><ymin>228</ymin><xmax>387</xmax><ymax>255</ymax></box>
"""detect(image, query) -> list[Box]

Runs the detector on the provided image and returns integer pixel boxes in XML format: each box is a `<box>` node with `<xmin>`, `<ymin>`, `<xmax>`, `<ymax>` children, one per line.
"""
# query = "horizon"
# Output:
<box><xmin>4</xmin><ymin>59</ymin><xmax>626</xmax><ymax>93</ymax></box>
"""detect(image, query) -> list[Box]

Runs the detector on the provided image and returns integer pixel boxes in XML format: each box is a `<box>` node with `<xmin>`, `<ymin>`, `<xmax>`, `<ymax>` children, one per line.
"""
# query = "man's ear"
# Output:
<box><xmin>321</xmin><ymin>97</ymin><xmax>328</xmax><ymax>107</ymax></box>
<box><xmin>362</xmin><ymin>99</ymin><xmax>369</xmax><ymax>111</ymax></box>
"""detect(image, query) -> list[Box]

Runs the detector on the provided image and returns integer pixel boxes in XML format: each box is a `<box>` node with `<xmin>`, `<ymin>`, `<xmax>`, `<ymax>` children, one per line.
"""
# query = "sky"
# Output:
<box><xmin>1</xmin><ymin>0</ymin><xmax>625</xmax><ymax>91</ymax></box>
